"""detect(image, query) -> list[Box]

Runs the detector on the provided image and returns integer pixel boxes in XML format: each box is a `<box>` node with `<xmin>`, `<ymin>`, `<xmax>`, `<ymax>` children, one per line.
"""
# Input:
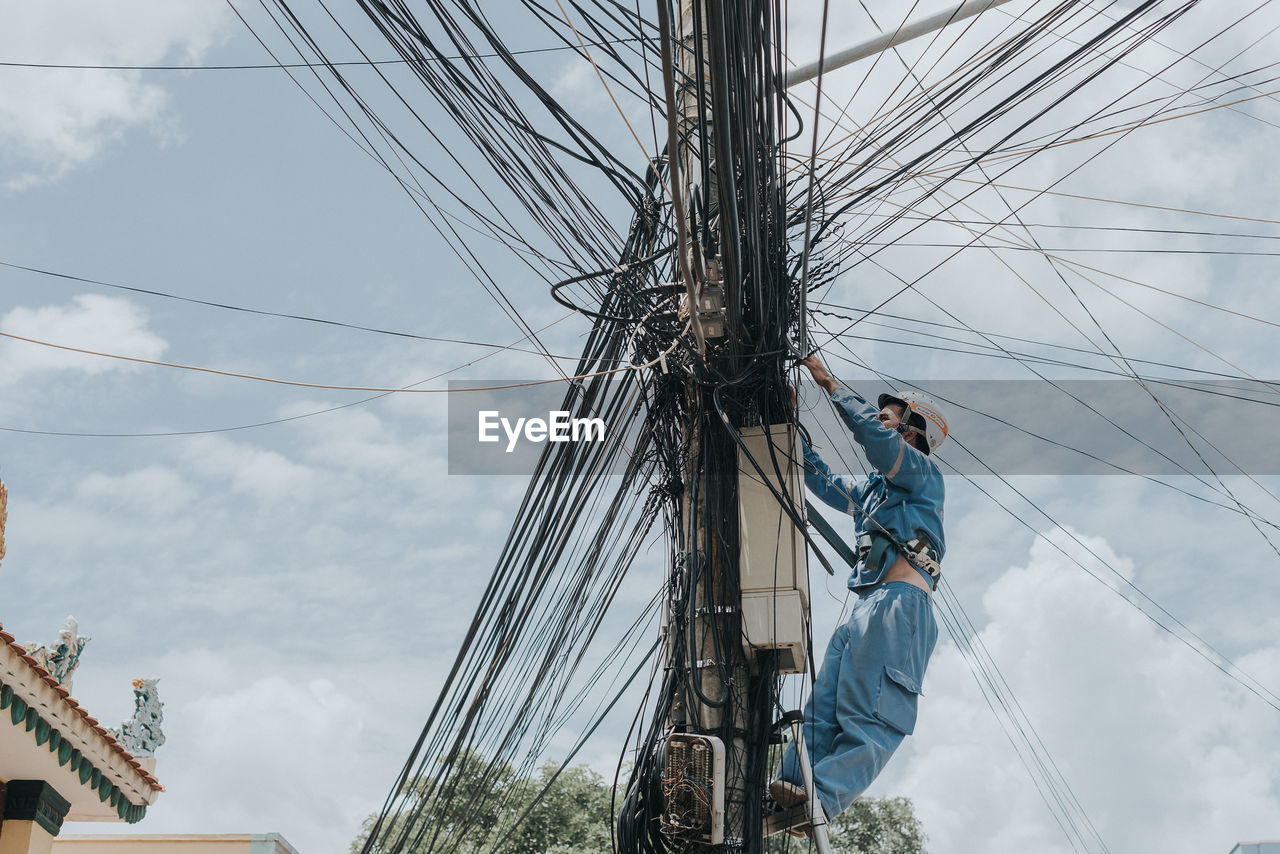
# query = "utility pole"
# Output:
<box><xmin>647</xmin><ymin>3</ymin><xmax>804</xmax><ymax>852</ymax></box>
<box><xmin>660</xmin><ymin>1</ymin><xmax>754</xmax><ymax>848</ymax></box>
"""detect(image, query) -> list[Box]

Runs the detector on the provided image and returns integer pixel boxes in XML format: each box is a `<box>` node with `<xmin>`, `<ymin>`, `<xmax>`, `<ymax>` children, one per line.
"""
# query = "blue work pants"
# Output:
<box><xmin>779</xmin><ymin>582</ymin><xmax>938</xmax><ymax>819</ymax></box>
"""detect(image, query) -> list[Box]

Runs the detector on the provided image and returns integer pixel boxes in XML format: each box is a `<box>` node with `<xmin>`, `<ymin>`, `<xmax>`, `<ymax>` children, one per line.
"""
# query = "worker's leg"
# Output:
<box><xmin>776</xmin><ymin>614</ymin><xmax>851</xmax><ymax>801</ymax></box>
<box><xmin>796</xmin><ymin>583</ymin><xmax>937</xmax><ymax>818</ymax></box>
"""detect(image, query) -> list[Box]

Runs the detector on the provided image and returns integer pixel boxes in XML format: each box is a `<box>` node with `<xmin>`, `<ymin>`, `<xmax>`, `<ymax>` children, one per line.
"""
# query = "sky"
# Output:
<box><xmin>2</xmin><ymin>1</ymin><xmax>1279</xmax><ymax>853</ymax></box>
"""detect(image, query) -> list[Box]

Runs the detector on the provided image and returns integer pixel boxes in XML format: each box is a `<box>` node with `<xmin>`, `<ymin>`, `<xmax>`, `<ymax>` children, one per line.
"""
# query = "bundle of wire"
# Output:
<box><xmin>234</xmin><ymin>1</ymin><xmax>1280</xmax><ymax>853</ymax></box>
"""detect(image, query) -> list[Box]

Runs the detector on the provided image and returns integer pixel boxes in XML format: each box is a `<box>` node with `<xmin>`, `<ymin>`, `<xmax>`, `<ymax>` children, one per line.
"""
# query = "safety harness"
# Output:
<box><xmin>857</xmin><ymin>532</ymin><xmax>942</xmax><ymax>590</ymax></box>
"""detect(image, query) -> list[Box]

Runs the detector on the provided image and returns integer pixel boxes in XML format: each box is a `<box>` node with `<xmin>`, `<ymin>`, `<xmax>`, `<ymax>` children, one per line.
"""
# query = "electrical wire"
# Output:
<box><xmin>0</xmin><ymin>36</ymin><xmax>643</xmax><ymax>70</ymax></box>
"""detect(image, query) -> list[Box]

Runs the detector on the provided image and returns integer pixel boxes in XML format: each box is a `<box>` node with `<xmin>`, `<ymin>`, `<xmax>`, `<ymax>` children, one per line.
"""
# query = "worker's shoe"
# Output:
<box><xmin>761</xmin><ymin>804</ymin><xmax>810</xmax><ymax>838</ymax></box>
<box><xmin>762</xmin><ymin>781</ymin><xmax>812</xmax><ymax>838</ymax></box>
<box><xmin>768</xmin><ymin>779</ymin><xmax>808</xmax><ymax>809</ymax></box>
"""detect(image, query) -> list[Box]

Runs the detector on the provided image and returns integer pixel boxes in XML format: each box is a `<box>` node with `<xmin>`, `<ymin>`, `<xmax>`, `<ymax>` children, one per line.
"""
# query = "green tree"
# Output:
<box><xmin>829</xmin><ymin>797</ymin><xmax>927</xmax><ymax>854</ymax></box>
<box><xmin>767</xmin><ymin>796</ymin><xmax>927</xmax><ymax>854</ymax></box>
<box><xmin>350</xmin><ymin>750</ymin><xmax>516</xmax><ymax>854</ymax></box>
<box><xmin>503</xmin><ymin>762</ymin><xmax>613</xmax><ymax>854</ymax></box>
<box><xmin>350</xmin><ymin>754</ymin><xmax>612</xmax><ymax>854</ymax></box>
<box><xmin>353</xmin><ymin>752</ymin><xmax>925</xmax><ymax>854</ymax></box>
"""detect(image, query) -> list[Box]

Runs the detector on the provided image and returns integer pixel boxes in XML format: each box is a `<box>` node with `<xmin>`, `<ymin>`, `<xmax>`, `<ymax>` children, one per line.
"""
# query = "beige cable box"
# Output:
<box><xmin>736</xmin><ymin>424</ymin><xmax>809</xmax><ymax>673</ymax></box>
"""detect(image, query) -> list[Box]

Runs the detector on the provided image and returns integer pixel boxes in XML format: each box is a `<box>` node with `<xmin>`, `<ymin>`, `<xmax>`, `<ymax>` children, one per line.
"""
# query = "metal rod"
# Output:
<box><xmin>790</xmin><ymin>719</ymin><xmax>832</xmax><ymax>854</ymax></box>
<box><xmin>785</xmin><ymin>0</ymin><xmax>1018</xmax><ymax>88</ymax></box>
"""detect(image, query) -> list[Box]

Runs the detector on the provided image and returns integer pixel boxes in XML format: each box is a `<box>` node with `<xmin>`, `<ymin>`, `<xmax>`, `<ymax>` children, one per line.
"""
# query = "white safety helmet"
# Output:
<box><xmin>877</xmin><ymin>390</ymin><xmax>948</xmax><ymax>455</ymax></box>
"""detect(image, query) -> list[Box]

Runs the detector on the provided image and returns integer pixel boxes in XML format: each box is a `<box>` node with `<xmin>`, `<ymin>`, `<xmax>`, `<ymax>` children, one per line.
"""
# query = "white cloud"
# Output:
<box><xmin>0</xmin><ymin>294</ymin><xmax>168</xmax><ymax>381</ymax></box>
<box><xmin>883</xmin><ymin>528</ymin><xmax>1280</xmax><ymax>853</ymax></box>
<box><xmin>0</xmin><ymin>0</ymin><xmax>232</xmax><ymax>186</ymax></box>
<box><xmin>75</xmin><ymin>466</ymin><xmax>196</xmax><ymax>515</ymax></box>
<box><xmin>139</xmin><ymin>672</ymin><xmax>375</xmax><ymax>853</ymax></box>
<box><xmin>178</xmin><ymin>434</ymin><xmax>320</xmax><ymax>504</ymax></box>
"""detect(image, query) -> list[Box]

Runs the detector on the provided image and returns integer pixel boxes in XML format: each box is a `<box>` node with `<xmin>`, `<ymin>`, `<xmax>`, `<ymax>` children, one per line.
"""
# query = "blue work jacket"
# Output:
<box><xmin>803</xmin><ymin>388</ymin><xmax>946</xmax><ymax>591</ymax></box>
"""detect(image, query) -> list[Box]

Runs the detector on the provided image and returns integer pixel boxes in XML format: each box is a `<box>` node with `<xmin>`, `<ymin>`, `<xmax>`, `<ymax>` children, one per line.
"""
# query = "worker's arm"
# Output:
<box><xmin>828</xmin><ymin>388</ymin><xmax>933</xmax><ymax>485</ymax></box>
<box><xmin>800</xmin><ymin>438</ymin><xmax>862</xmax><ymax>516</ymax></box>
<box><xmin>799</xmin><ymin>354</ymin><xmax>933</xmax><ymax>486</ymax></box>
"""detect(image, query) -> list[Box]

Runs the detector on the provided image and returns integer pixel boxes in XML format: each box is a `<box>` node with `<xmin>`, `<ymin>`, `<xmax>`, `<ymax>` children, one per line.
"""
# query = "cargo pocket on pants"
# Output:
<box><xmin>873</xmin><ymin>665</ymin><xmax>923</xmax><ymax>735</ymax></box>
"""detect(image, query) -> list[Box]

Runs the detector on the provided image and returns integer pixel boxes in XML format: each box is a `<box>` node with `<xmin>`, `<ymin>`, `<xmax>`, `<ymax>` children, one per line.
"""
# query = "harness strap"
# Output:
<box><xmin>905</xmin><ymin>536</ymin><xmax>942</xmax><ymax>590</ymax></box>
<box><xmin>855</xmin><ymin>532</ymin><xmax>893</xmax><ymax>575</ymax></box>
<box><xmin>857</xmin><ymin>531</ymin><xmax>942</xmax><ymax>589</ymax></box>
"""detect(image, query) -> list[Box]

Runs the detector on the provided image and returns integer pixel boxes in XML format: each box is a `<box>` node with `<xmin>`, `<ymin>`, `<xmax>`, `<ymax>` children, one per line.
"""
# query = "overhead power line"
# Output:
<box><xmin>0</xmin><ymin>327</ymin><xmax>653</xmax><ymax>393</ymax></box>
<box><xmin>0</xmin><ymin>258</ymin><xmax>593</xmax><ymax>359</ymax></box>
<box><xmin>0</xmin><ymin>36</ymin><xmax>644</xmax><ymax>71</ymax></box>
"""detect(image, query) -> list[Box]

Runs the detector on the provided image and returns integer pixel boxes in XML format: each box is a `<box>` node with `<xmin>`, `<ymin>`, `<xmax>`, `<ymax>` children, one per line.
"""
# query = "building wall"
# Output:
<box><xmin>52</xmin><ymin>834</ymin><xmax>299</xmax><ymax>854</ymax></box>
<box><xmin>1230</xmin><ymin>843</ymin><xmax>1280</xmax><ymax>854</ymax></box>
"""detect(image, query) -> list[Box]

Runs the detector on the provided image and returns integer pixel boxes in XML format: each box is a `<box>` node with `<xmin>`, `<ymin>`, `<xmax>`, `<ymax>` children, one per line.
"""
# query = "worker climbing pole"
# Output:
<box><xmin>617</xmin><ymin>3</ymin><xmax>988</xmax><ymax>851</ymax></box>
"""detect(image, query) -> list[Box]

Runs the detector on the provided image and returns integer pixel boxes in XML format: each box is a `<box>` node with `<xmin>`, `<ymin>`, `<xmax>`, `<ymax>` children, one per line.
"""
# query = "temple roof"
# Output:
<box><xmin>0</xmin><ymin>621</ymin><xmax>162</xmax><ymax>823</ymax></box>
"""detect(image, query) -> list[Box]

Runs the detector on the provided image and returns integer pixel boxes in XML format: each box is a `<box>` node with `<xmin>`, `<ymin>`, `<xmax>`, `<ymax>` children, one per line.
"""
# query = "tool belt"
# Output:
<box><xmin>856</xmin><ymin>531</ymin><xmax>942</xmax><ymax>590</ymax></box>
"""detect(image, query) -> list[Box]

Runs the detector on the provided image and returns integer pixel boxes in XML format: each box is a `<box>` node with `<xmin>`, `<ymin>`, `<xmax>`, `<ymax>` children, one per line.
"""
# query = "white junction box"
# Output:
<box><xmin>660</xmin><ymin>733</ymin><xmax>726</xmax><ymax>844</ymax></box>
<box><xmin>737</xmin><ymin>424</ymin><xmax>809</xmax><ymax>673</ymax></box>
<box><xmin>740</xmin><ymin>589</ymin><xmax>807</xmax><ymax>673</ymax></box>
